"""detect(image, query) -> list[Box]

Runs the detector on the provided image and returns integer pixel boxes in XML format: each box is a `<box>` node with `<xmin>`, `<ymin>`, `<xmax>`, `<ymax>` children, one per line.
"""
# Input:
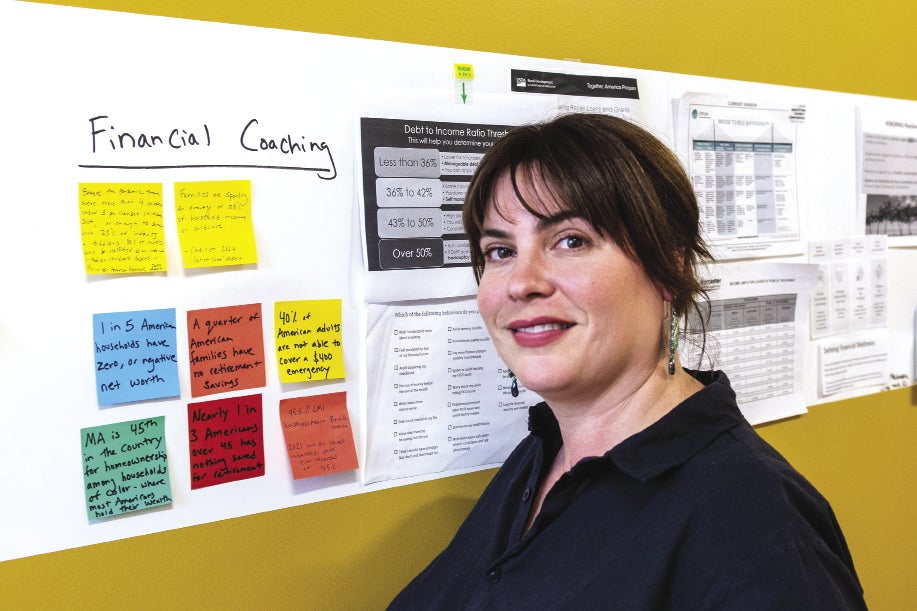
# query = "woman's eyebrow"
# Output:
<box><xmin>480</xmin><ymin>227</ymin><xmax>511</xmax><ymax>240</ymax></box>
<box><xmin>480</xmin><ymin>211</ymin><xmax>582</xmax><ymax>240</ymax></box>
<box><xmin>536</xmin><ymin>210</ymin><xmax>582</xmax><ymax>229</ymax></box>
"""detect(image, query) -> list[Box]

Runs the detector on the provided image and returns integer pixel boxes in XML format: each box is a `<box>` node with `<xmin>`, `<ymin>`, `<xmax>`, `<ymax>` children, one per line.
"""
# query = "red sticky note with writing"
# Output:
<box><xmin>188</xmin><ymin>394</ymin><xmax>265</xmax><ymax>489</ymax></box>
<box><xmin>187</xmin><ymin>303</ymin><xmax>266</xmax><ymax>397</ymax></box>
<box><xmin>279</xmin><ymin>392</ymin><xmax>358</xmax><ymax>479</ymax></box>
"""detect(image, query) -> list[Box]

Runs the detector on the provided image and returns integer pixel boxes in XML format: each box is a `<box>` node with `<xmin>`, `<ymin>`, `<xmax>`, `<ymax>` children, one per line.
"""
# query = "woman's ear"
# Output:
<box><xmin>673</xmin><ymin>248</ymin><xmax>686</xmax><ymax>271</ymax></box>
<box><xmin>661</xmin><ymin>249</ymin><xmax>687</xmax><ymax>302</ymax></box>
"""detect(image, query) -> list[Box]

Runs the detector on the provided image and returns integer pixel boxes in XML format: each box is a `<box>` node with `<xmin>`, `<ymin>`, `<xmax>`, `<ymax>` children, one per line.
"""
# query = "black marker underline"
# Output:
<box><xmin>78</xmin><ymin>163</ymin><xmax>332</xmax><ymax>172</ymax></box>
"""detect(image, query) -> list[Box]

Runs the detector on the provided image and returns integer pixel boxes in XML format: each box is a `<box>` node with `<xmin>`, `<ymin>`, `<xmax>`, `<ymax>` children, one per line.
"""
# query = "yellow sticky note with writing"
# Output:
<box><xmin>79</xmin><ymin>183</ymin><xmax>166</xmax><ymax>274</ymax></box>
<box><xmin>275</xmin><ymin>299</ymin><xmax>344</xmax><ymax>383</ymax></box>
<box><xmin>454</xmin><ymin>63</ymin><xmax>474</xmax><ymax>80</ymax></box>
<box><xmin>175</xmin><ymin>180</ymin><xmax>257</xmax><ymax>268</ymax></box>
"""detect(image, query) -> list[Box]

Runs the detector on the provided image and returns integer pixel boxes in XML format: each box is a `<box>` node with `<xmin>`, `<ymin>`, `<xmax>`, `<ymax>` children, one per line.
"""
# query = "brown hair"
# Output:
<box><xmin>463</xmin><ymin>113</ymin><xmax>711</xmax><ymax>331</ymax></box>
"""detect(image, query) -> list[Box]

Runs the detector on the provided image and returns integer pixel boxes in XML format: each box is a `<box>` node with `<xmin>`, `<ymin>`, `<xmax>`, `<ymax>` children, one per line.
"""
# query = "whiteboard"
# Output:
<box><xmin>1</xmin><ymin>1</ymin><xmax>914</xmax><ymax>562</ymax></box>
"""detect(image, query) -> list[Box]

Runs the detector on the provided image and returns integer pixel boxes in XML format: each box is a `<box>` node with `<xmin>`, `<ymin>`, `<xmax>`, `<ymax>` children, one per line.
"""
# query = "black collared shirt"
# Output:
<box><xmin>389</xmin><ymin>371</ymin><xmax>866</xmax><ymax>610</ymax></box>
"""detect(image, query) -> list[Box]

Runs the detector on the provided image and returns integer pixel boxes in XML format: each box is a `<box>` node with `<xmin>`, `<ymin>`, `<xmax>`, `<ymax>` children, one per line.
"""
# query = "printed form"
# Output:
<box><xmin>363</xmin><ymin>299</ymin><xmax>534</xmax><ymax>483</ymax></box>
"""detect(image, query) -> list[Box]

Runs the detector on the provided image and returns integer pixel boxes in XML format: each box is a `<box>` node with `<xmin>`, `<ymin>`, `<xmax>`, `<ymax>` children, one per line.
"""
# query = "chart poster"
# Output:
<box><xmin>274</xmin><ymin>299</ymin><xmax>344</xmax><ymax>383</ymax></box>
<box><xmin>81</xmin><ymin>416</ymin><xmax>172</xmax><ymax>519</ymax></box>
<box><xmin>79</xmin><ymin>182</ymin><xmax>166</xmax><ymax>274</ymax></box>
<box><xmin>187</xmin><ymin>303</ymin><xmax>266</xmax><ymax>397</ymax></box>
<box><xmin>677</xmin><ymin>93</ymin><xmax>805</xmax><ymax>259</ymax></box>
<box><xmin>187</xmin><ymin>394</ymin><xmax>265</xmax><ymax>489</ymax></box>
<box><xmin>174</xmin><ymin>180</ymin><xmax>258</xmax><ymax>268</ymax></box>
<box><xmin>279</xmin><ymin>392</ymin><xmax>358</xmax><ymax>479</ymax></box>
<box><xmin>92</xmin><ymin>308</ymin><xmax>180</xmax><ymax>405</ymax></box>
<box><xmin>359</xmin><ymin>117</ymin><xmax>513</xmax><ymax>301</ymax></box>
<box><xmin>681</xmin><ymin>262</ymin><xmax>817</xmax><ymax>425</ymax></box>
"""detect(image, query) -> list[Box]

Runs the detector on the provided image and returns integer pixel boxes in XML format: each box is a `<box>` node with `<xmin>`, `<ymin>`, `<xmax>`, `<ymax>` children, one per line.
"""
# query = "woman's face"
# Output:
<box><xmin>476</xmin><ymin>171</ymin><xmax>668</xmax><ymax>407</ymax></box>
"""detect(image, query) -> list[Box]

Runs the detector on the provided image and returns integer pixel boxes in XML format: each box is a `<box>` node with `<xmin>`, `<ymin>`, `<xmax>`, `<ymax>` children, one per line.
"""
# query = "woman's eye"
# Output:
<box><xmin>559</xmin><ymin>235</ymin><xmax>586</xmax><ymax>249</ymax></box>
<box><xmin>484</xmin><ymin>246</ymin><xmax>513</xmax><ymax>261</ymax></box>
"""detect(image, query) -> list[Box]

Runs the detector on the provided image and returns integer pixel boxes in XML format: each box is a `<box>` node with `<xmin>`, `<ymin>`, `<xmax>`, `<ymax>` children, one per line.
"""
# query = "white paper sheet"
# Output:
<box><xmin>808</xmin><ymin>236</ymin><xmax>888</xmax><ymax>338</ymax></box>
<box><xmin>676</xmin><ymin>93</ymin><xmax>805</xmax><ymax>260</ymax></box>
<box><xmin>681</xmin><ymin>262</ymin><xmax>817</xmax><ymax>424</ymax></box>
<box><xmin>363</xmin><ymin>299</ymin><xmax>536</xmax><ymax>483</ymax></box>
<box><xmin>818</xmin><ymin>330</ymin><xmax>890</xmax><ymax>397</ymax></box>
<box><xmin>857</xmin><ymin>100</ymin><xmax>917</xmax><ymax>245</ymax></box>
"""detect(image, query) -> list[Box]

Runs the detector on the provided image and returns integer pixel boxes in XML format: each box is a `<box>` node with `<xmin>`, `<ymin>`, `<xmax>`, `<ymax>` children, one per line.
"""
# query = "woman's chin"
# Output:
<box><xmin>514</xmin><ymin>375</ymin><xmax>565</xmax><ymax>399</ymax></box>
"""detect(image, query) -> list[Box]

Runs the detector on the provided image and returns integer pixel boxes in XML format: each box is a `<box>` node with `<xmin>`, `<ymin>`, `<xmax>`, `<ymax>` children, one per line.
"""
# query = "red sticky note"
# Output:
<box><xmin>188</xmin><ymin>394</ymin><xmax>265</xmax><ymax>489</ymax></box>
<box><xmin>187</xmin><ymin>303</ymin><xmax>266</xmax><ymax>397</ymax></box>
<box><xmin>279</xmin><ymin>392</ymin><xmax>358</xmax><ymax>479</ymax></box>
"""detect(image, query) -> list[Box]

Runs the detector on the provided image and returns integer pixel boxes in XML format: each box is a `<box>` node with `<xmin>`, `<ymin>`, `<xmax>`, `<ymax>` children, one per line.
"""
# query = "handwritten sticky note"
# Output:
<box><xmin>275</xmin><ymin>299</ymin><xmax>344</xmax><ymax>383</ymax></box>
<box><xmin>188</xmin><ymin>394</ymin><xmax>265</xmax><ymax>489</ymax></box>
<box><xmin>187</xmin><ymin>303</ymin><xmax>266</xmax><ymax>398</ymax></box>
<box><xmin>79</xmin><ymin>183</ymin><xmax>166</xmax><ymax>274</ymax></box>
<box><xmin>81</xmin><ymin>416</ymin><xmax>172</xmax><ymax>519</ymax></box>
<box><xmin>454</xmin><ymin>63</ymin><xmax>474</xmax><ymax>79</ymax></box>
<box><xmin>93</xmin><ymin>309</ymin><xmax>180</xmax><ymax>405</ymax></box>
<box><xmin>279</xmin><ymin>392</ymin><xmax>358</xmax><ymax>479</ymax></box>
<box><xmin>174</xmin><ymin>180</ymin><xmax>257</xmax><ymax>268</ymax></box>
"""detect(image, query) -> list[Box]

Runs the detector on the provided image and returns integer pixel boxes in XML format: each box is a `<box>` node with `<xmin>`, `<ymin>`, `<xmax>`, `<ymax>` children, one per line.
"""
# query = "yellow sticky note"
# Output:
<box><xmin>79</xmin><ymin>183</ymin><xmax>166</xmax><ymax>274</ymax></box>
<box><xmin>275</xmin><ymin>299</ymin><xmax>344</xmax><ymax>383</ymax></box>
<box><xmin>175</xmin><ymin>180</ymin><xmax>257</xmax><ymax>268</ymax></box>
<box><xmin>454</xmin><ymin>63</ymin><xmax>474</xmax><ymax>80</ymax></box>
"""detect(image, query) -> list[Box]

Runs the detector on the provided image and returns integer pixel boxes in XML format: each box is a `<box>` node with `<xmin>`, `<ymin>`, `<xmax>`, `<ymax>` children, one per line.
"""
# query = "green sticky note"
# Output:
<box><xmin>81</xmin><ymin>416</ymin><xmax>172</xmax><ymax>519</ymax></box>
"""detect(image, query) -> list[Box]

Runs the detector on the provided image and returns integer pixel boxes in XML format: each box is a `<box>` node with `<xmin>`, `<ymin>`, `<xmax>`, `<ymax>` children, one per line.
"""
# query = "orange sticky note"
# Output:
<box><xmin>187</xmin><ymin>303</ymin><xmax>266</xmax><ymax>397</ymax></box>
<box><xmin>174</xmin><ymin>180</ymin><xmax>257</xmax><ymax>268</ymax></box>
<box><xmin>279</xmin><ymin>392</ymin><xmax>358</xmax><ymax>479</ymax></box>
<box><xmin>79</xmin><ymin>183</ymin><xmax>166</xmax><ymax>274</ymax></box>
<box><xmin>275</xmin><ymin>299</ymin><xmax>344</xmax><ymax>383</ymax></box>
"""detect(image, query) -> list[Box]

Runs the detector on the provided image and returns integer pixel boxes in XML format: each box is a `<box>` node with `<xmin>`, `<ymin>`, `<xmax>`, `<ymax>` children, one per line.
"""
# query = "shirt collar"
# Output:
<box><xmin>527</xmin><ymin>370</ymin><xmax>745</xmax><ymax>481</ymax></box>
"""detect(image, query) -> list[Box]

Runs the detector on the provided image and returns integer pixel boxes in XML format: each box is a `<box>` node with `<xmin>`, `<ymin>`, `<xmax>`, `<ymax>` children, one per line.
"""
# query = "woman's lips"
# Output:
<box><xmin>508</xmin><ymin>318</ymin><xmax>574</xmax><ymax>348</ymax></box>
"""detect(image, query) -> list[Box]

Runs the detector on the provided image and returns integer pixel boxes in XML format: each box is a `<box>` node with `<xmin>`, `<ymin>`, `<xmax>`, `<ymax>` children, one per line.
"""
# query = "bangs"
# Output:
<box><xmin>497</xmin><ymin>157</ymin><xmax>632</xmax><ymax>258</ymax></box>
<box><xmin>493</xmin><ymin>162</ymin><xmax>573</xmax><ymax>224</ymax></box>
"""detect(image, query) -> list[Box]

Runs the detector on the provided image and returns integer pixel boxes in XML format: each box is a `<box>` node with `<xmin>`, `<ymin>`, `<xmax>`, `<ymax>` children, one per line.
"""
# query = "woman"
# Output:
<box><xmin>389</xmin><ymin>114</ymin><xmax>866</xmax><ymax>609</ymax></box>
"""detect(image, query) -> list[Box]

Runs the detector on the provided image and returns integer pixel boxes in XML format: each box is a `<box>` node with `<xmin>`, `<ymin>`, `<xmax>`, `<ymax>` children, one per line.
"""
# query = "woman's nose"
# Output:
<box><xmin>507</xmin><ymin>250</ymin><xmax>554</xmax><ymax>301</ymax></box>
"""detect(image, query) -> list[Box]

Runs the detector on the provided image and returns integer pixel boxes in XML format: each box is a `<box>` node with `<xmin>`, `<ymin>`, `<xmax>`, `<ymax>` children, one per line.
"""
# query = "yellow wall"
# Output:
<box><xmin>5</xmin><ymin>1</ymin><xmax>916</xmax><ymax>608</ymax></box>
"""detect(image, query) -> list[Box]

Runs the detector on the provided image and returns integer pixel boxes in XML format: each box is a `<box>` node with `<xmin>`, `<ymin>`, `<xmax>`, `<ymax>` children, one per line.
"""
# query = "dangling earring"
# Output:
<box><xmin>508</xmin><ymin>370</ymin><xmax>519</xmax><ymax>397</ymax></box>
<box><xmin>667</xmin><ymin>305</ymin><xmax>679</xmax><ymax>376</ymax></box>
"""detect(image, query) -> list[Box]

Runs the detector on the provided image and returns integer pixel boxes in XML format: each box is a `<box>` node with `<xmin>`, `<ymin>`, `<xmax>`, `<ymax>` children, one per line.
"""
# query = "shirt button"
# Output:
<box><xmin>486</xmin><ymin>569</ymin><xmax>501</xmax><ymax>584</ymax></box>
<box><xmin>522</xmin><ymin>488</ymin><xmax>532</xmax><ymax>503</ymax></box>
